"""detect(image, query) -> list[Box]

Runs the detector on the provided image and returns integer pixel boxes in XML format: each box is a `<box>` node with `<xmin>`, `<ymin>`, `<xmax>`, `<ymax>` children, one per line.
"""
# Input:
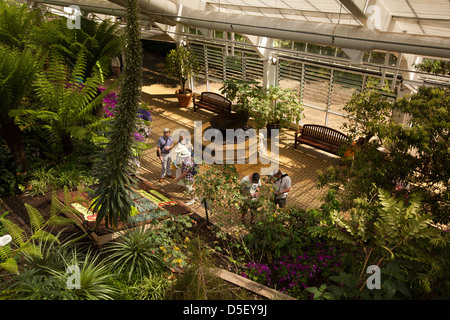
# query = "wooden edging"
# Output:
<box><xmin>209</xmin><ymin>268</ymin><xmax>297</xmax><ymax>300</ymax></box>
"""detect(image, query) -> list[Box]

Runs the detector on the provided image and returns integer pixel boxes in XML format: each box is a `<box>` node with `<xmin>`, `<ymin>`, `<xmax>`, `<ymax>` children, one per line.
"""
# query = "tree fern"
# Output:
<box><xmin>29</xmin><ymin>49</ymin><xmax>112</xmax><ymax>157</ymax></box>
<box><xmin>30</xmin><ymin>16</ymin><xmax>124</xmax><ymax>78</ymax></box>
<box><xmin>0</xmin><ymin>0</ymin><xmax>40</xmax><ymax>50</ymax></box>
<box><xmin>0</xmin><ymin>45</ymin><xmax>41</xmax><ymax>169</ymax></box>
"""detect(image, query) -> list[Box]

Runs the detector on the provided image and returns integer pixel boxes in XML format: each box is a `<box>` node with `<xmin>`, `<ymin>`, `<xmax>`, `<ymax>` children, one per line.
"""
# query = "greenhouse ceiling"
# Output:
<box><xmin>26</xmin><ymin>0</ymin><xmax>450</xmax><ymax>58</ymax></box>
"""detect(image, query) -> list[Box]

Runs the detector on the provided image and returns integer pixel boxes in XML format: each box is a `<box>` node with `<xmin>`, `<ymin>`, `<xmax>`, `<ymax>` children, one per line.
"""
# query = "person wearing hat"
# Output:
<box><xmin>174</xmin><ymin>146</ymin><xmax>198</xmax><ymax>205</ymax></box>
<box><xmin>270</xmin><ymin>169</ymin><xmax>291</xmax><ymax>208</ymax></box>
<box><xmin>240</xmin><ymin>172</ymin><xmax>262</xmax><ymax>224</ymax></box>
<box><xmin>157</xmin><ymin>128</ymin><xmax>174</xmax><ymax>182</ymax></box>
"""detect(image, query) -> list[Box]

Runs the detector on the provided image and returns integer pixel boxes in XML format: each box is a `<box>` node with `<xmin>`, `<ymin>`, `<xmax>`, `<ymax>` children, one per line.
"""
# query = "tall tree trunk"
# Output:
<box><xmin>0</xmin><ymin>122</ymin><xmax>29</xmax><ymax>171</ymax></box>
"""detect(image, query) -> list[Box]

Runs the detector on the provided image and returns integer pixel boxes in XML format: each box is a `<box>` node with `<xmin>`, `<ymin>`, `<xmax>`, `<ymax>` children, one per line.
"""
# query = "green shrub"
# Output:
<box><xmin>244</xmin><ymin>206</ymin><xmax>331</xmax><ymax>262</ymax></box>
<box><xmin>102</xmin><ymin>224</ymin><xmax>168</xmax><ymax>281</ymax></box>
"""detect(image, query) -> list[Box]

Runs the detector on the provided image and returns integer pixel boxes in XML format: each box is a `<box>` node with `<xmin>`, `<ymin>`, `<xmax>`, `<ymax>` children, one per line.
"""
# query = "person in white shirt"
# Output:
<box><xmin>270</xmin><ymin>169</ymin><xmax>291</xmax><ymax>208</ymax></box>
<box><xmin>240</xmin><ymin>172</ymin><xmax>261</xmax><ymax>224</ymax></box>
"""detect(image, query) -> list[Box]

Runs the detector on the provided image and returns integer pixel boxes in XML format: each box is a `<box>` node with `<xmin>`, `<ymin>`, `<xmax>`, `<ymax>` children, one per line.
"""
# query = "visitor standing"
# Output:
<box><xmin>270</xmin><ymin>169</ymin><xmax>291</xmax><ymax>208</ymax></box>
<box><xmin>174</xmin><ymin>146</ymin><xmax>198</xmax><ymax>205</ymax></box>
<box><xmin>157</xmin><ymin>128</ymin><xmax>174</xmax><ymax>182</ymax></box>
<box><xmin>240</xmin><ymin>172</ymin><xmax>261</xmax><ymax>224</ymax></box>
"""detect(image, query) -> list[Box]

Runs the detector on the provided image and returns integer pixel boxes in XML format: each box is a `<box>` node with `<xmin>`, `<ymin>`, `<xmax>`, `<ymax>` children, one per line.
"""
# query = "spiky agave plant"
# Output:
<box><xmin>89</xmin><ymin>0</ymin><xmax>143</xmax><ymax>229</ymax></box>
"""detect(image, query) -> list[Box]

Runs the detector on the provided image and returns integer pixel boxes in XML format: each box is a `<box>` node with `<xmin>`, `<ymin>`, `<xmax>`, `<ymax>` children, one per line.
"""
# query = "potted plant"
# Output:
<box><xmin>253</xmin><ymin>86</ymin><xmax>304</xmax><ymax>132</ymax></box>
<box><xmin>166</xmin><ymin>46</ymin><xmax>200</xmax><ymax>107</ymax></box>
<box><xmin>220</xmin><ymin>79</ymin><xmax>259</xmax><ymax>124</ymax></box>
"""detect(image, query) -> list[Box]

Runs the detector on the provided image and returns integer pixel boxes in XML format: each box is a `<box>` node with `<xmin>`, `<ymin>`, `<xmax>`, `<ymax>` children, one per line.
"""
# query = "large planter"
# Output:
<box><xmin>266</xmin><ymin>122</ymin><xmax>280</xmax><ymax>138</ymax></box>
<box><xmin>176</xmin><ymin>88</ymin><xmax>193</xmax><ymax>107</ymax></box>
<box><xmin>55</xmin><ymin>178</ymin><xmax>192</xmax><ymax>246</ymax></box>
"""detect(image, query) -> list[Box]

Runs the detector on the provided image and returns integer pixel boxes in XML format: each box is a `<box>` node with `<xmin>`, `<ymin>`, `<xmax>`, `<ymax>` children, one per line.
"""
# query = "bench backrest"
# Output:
<box><xmin>302</xmin><ymin>124</ymin><xmax>349</xmax><ymax>145</ymax></box>
<box><xmin>200</xmin><ymin>92</ymin><xmax>231</xmax><ymax>108</ymax></box>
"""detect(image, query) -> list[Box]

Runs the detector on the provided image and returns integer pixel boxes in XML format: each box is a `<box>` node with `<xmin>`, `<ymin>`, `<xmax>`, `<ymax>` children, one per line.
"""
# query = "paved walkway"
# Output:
<box><xmin>137</xmin><ymin>81</ymin><xmax>340</xmax><ymax>228</ymax></box>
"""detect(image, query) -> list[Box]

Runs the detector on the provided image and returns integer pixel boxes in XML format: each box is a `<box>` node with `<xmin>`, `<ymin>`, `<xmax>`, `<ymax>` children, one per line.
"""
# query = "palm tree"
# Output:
<box><xmin>0</xmin><ymin>45</ymin><xmax>41</xmax><ymax>170</ymax></box>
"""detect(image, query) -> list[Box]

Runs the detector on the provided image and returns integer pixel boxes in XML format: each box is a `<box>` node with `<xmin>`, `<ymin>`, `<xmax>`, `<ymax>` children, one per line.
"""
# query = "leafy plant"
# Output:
<box><xmin>0</xmin><ymin>202</ymin><xmax>74</xmax><ymax>274</ymax></box>
<box><xmin>0</xmin><ymin>45</ymin><xmax>42</xmax><ymax>170</ymax></box>
<box><xmin>102</xmin><ymin>223</ymin><xmax>167</xmax><ymax>281</ymax></box>
<box><xmin>323</xmin><ymin>188</ymin><xmax>447</xmax><ymax>298</ymax></box>
<box><xmin>166</xmin><ymin>237</ymin><xmax>249</xmax><ymax>300</ymax></box>
<box><xmin>0</xmin><ymin>0</ymin><xmax>41</xmax><ymax>50</ymax></box>
<box><xmin>113</xmin><ymin>273</ymin><xmax>170</xmax><ymax>300</ymax></box>
<box><xmin>43</xmin><ymin>247</ymin><xmax>118</xmax><ymax>300</ymax></box>
<box><xmin>321</xmin><ymin>86</ymin><xmax>450</xmax><ymax>224</ymax></box>
<box><xmin>165</xmin><ymin>46</ymin><xmax>199</xmax><ymax>94</ymax></box>
<box><xmin>2</xmin><ymin>268</ymin><xmax>76</xmax><ymax>300</ymax></box>
<box><xmin>244</xmin><ymin>206</ymin><xmax>330</xmax><ymax>262</ymax></box>
<box><xmin>31</xmin><ymin>15</ymin><xmax>124</xmax><ymax>79</ymax></box>
<box><xmin>306</xmin><ymin>284</ymin><xmax>334</xmax><ymax>300</ymax></box>
<box><xmin>28</xmin><ymin>49</ymin><xmax>110</xmax><ymax>157</ymax></box>
<box><xmin>192</xmin><ymin>164</ymin><xmax>246</xmax><ymax>222</ymax></box>
<box><xmin>250</xmin><ymin>85</ymin><xmax>304</xmax><ymax>129</ymax></box>
<box><xmin>220</xmin><ymin>80</ymin><xmax>304</xmax><ymax>129</ymax></box>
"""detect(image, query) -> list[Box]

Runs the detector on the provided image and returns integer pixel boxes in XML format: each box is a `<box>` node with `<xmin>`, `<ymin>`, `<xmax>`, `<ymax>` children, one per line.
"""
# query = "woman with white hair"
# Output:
<box><xmin>174</xmin><ymin>146</ymin><xmax>198</xmax><ymax>205</ymax></box>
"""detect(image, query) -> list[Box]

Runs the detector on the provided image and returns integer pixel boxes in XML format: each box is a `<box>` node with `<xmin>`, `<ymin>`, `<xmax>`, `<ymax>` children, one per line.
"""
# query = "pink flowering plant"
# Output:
<box><xmin>100</xmin><ymin>90</ymin><xmax>152</xmax><ymax>158</ymax></box>
<box><xmin>241</xmin><ymin>242</ymin><xmax>349</xmax><ymax>299</ymax></box>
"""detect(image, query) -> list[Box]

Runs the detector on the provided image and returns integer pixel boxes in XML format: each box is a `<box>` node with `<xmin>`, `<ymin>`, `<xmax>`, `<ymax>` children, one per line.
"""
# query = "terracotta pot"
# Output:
<box><xmin>175</xmin><ymin>89</ymin><xmax>193</xmax><ymax>107</ymax></box>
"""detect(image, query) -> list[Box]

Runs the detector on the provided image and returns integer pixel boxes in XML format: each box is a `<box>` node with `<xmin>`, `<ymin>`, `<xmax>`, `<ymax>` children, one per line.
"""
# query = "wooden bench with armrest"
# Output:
<box><xmin>294</xmin><ymin>124</ymin><xmax>350</xmax><ymax>155</ymax></box>
<box><xmin>193</xmin><ymin>92</ymin><xmax>232</xmax><ymax>114</ymax></box>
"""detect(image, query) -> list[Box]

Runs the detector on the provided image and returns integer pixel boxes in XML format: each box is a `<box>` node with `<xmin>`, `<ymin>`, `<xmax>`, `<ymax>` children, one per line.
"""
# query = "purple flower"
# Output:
<box><xmin>133</xmin><ymin>132</ymin><xmax>145</xmax><ymax>142</ymax></box>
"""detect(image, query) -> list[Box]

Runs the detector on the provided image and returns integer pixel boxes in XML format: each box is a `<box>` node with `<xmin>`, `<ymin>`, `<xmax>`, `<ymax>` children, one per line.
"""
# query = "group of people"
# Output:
<box><xmin>156</xmin><ymin>128</ymin><xmax>291</xmax><ymax>213</ymax></box>
<box><xmin>239</xmin><ymin>169</ymin><xmax>291</xmax><ymax>224</ymax></box>
<box><xmin>157</xmin><ymin>128</ymin><xmax>198</xmax><ymax>205</ymax></box>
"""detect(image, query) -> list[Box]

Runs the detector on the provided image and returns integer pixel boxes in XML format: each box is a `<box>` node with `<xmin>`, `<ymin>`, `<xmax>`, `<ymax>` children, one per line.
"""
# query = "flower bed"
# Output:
<box><xmin>241</xmin><ymin>242</ymin><xmax>348</xmax><ymax>299</ymax></box>
<box><xmin>54</xmin><ymin>179</ymin><xmax>191</xmax><ymax>244</ymax></box>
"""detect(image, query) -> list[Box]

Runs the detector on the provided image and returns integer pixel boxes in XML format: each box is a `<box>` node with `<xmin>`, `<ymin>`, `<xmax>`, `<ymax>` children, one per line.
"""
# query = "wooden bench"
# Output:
<box><xmin>294</xmin><ymin>124</ymin><xmax>349</xmax><ymax>155</ymax></box>
<box><xmin>193</xmin><ymin>92</ymin><xmax>232</xmax><ymax>114</ymax></box>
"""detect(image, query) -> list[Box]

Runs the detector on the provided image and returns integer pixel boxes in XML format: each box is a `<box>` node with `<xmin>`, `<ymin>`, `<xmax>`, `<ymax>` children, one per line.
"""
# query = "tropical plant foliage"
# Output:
<box><xmin>320</xmin><ymin>86</ymin><xmax>450</xmax><ymax>224</ymax></box>
<box><xmin>22</xmin><ymin>50</ymin><xmax>110</xmax><ymax>157</ymax></box>
<box><xmin>220</xmin><ymin>79</ymin><xmax>304</xmax><ymax>129</ymax></box>
<box><xmin>0</xmin><ymin>0</ymin><xmax>41</xmax><ymax>50</ymax></box>
<box><xmin>0</xmin><ymin>200</ymin><xmax>73</xmax><ymax>275</ymax></box>
<box><xmin>31</xmin><ymin>16</ymin><xmax>124</xmax><ymax>79</ymax></box>
<box><xmin>321</xmin><ymin>189</ymin><xmax>448</xmax><ymax>299</ymax></box>
<box><xmin>0</xmin><ymin>45</ymin><xmax>41</xmax><ymax>170</ymax></box>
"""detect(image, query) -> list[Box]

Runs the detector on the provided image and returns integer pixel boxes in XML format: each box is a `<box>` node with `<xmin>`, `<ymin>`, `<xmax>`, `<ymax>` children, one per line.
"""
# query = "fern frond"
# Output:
<box><xmin>0</xmin><ymin>257</ymin><xmax>18</xmax><ymax>274</ymax></box>
<box><xmin>0</xmin><ymin>218</ymin><xmax>26</xmax><ymax>246</ymax></box>
<box><xmin>25</xmin><ymin>203</ymin><xmax>45</xmax><ymax>234</ymax></box>
<box><xmin>47</xmin><ymin>214</ymin><xmax>75</xmax><ymax>227</ymax></box>
<box><xmin>0</xmin><ymin>245</ymin><xmax>12</xmax><ymax>260</ymax></box>
<box><xmin>30</xmin><ymin>229</ymin><xmax>60</xmax><ymax>244</ymax></box>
